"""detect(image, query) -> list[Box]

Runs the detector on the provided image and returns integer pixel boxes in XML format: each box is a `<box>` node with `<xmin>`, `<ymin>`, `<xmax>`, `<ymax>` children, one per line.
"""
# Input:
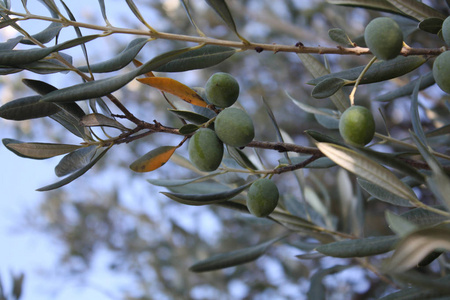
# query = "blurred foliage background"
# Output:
<box><xmin>0</xmin><ymin>0</ymin><xmax>449</xmax><ymax>299</ymax></box>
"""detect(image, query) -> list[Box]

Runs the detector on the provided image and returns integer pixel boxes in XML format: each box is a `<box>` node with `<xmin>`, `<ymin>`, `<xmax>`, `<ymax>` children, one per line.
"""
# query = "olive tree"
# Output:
<box><xmin>0</xmin><ymin>0</ymin><xmax>449</xmax><ymax>299</ymax></box>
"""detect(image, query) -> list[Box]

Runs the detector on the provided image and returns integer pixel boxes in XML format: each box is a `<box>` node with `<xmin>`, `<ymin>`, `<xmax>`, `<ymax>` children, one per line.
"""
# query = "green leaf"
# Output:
<box><xmin>0</xmin><ymin>95</ymin><xmax>60</xmax><ymax>120</ymax></box>
<box><xmin>385</xmin><ymin>210</ymin><xmax>418</xmax><ymax>237</ymax></box>
<box><xmin>326</xmin><ymin>0</ymin><xmax>405</xmax><ymax>17</ymax></box>
<box><xmin>54</xmin><ymin>145</ymin><xmax>97</xmax><ymax>177</ymax></box>
<box><xmin>79</xmin><ymin>113</ymin><xmax>128</xmax><ymax>131</ymax></box>
<box><xmin>308</xmin><ymin>265</ymin><xmax>350</xmax><ymax>300</ymax></box>
<box><xmin>168</xmin><ymin>109</ymin><xmax>211</xmax><ymax>124</ymax></box>
<box><xmin>311</xmin><ymin>77</ymin><xmax>347</xmax><ymax>99</ymax></box>
<box><xmin>2</xmin><ymin>139</ymin><xmax>82</xmax><ymax>160</ymax></box>
<box><xmin>411</xmin><ymin>76</ymin><xmax>427</xmax><ymax>145</ymax></box>
<box><xmin>314</xmin><ymin>109</ymin><xmax>340</xmax><ymax>129</ymax></box>
<box><xmin>384</xmin><ymin>227</ymin><xmax>450</xmax><ymax>273</ymax></box>
<box><xmin>316</xmin><ymin>235</ymin><xmax>398</xmax><ymax>258</ymax></box>
<box><xmin>0</xmin><ymin>34</ymin><xmax>100</xmax><ymax>67</ymax></box>
<box><xmin>298</xmin><ymin>54</ymin><xmax>350</xmax><ymax>112</ymax></box>
<box><xmin>189</xmin><ymin>236</ymin><xmax>285</xmax><ymax>272</ymax></box>
<box><xmin>308</xmin><ymin>56</ymin><xmax>427</xmax><ymax>86</ymax></box>
<box><xmin>178</xmin><ymin>124</ymin><xmax>200</xmax><ymax>135</ymax></box>
<box><xmin>41</xmin><ymin>47</ymin><xmax>194</xmax><ymax>103</ymax></box>
<box><xmin>419</xmin><ymin>17</ymin><xmax>444</xmax><ymax>34</ymax></box>
<box><xmin>37</xmin><ymin>146</ymin><xmax>109</xmax><ymax>191</ymax></box>
<box><xmin>161</xmin><ymin>182</ymin><xmax>252</xmax><ymax>206</ymax></box>
<box><xmin>317</xmin><ymin>143</ymin><xmax>420</xmax><ymax>205</ymax></box>
<box><xmin>386</xmin><ymin>0</ymin><xmax>445</xmax><ymax>21</ymax></box>
<box><xmin>374</xmin><ymin>71</ymin><xmax>435</xmax><ymax>102</ymax></box>
<box><xmin>379</xmin><ymin>275</ymin><xmax>450</xmax><ymax>299</ymax></box>
<box><xmin>20</xmin><ymin>22</ymin><xmax>63</xmax><ymax>45</ymax></box>
<box><xmin>180</xmin><ymin>0</ymin><xmax>205</xmax><ymax>36</ymax></box>
<box><xmin>78</xmin><ymin>38</ymin><xmax>148</xmax><ymax>73</ymax></box>
<box><xmin>401</xmin><ymin>207</ymin><xmax>449</xmax><ymax>227</ymax></box>
<box><xmin>0</xmin><ymin>36</ymin><xmax>23</xmax><ymax>51</ymax></box>
<box><xmin>279</xmin><ymin>156</ymin><xmax>335</xmax><ymax>168</ymax></box>
<box><xmin>154</xmin><ymin>45</ymin><xmax>236</xmax><ymax>72</ymax></box>
<box><xmin>328</xmin><ymin>28</ymin><xmax>354</xmax><ymax>47</ymax></box>
<box><xmin>204</xmin><ymin>0</ymin><xmax>248</xmax><ymax>43</ymax></box>
<box><xmin>226</xmin><ymin>146</ymin><xmax>258</xmax><ymax>170</ymax></box>
<box><xmin>147</xmin><ymin>172</ymin><xmax>224</xmax><ymax>187</ymax></box>
<box><xmin>358</xmin><ymin>178</ymin><xmax>413</xmax><ymax>207</ymax></box>
<box><xmin>97</xmin><ymin>0</ymin><xmax>111</xmax><ymax>25</ymax></box>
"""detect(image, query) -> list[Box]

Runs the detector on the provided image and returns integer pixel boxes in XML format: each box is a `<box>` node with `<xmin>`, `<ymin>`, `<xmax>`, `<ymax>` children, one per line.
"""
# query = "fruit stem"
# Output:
<box><xmin>349</xmin><ymin>56</ymin><xmax>377</xmax><ymax>106</ymax></box>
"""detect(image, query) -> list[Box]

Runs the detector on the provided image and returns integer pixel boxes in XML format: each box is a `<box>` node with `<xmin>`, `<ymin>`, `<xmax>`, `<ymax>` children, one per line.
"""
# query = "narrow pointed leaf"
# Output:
<box><xmin>49</xmin><ymin>110</ymin><xmax>90</xmax><ymax>138</ymax></box>
<box><xmin>129</xmin><ymin>146</ymin><xmax>177</xmax><ymax>173</ymax></box>
<box><xmin>189</xmin><ymin>236</ymin><xmax>284</xmax><ymax>272</ymax></box>
<box><xmin>147</xmin><ymin>172</ymin><xmax>224</xmax><ymax>187</ymax></box>
<box><xmin>37</xmin><ymin>147</ymin><xmax>109</xmax><ymax>191</ymax></box>
<box><xmin>178</xmin><ymin>124</ymin><xmax>200</xmax><ymax>135</ymax></box>
<box><xmin>298</xmin><ymin>53</ymin><xmax>349</xmax><ymax>111</ymax></box>
<box><xmin>411</xmin><ymin>76</ymin><xmax>427</xmax><ymax>145</ymax></box>
<box><xmin>308</xmin><ymin>265</ymin><xmax>350</xmax><ymax>300</ymax></box>
<box><xmin>180</xmin><ymin>0</ymin><xmax>205</xmax><ymax>36</ymax></box>
<box><xmin>3</xmin><ymin>140</ymin><xmax>82</xmax><ymax>159</ymax></box>
<box><xmin>328</xmin><ymin>28</ymin><xmax>354</xmax><ymax>47</ymax></box>
<box><xmin>385</xmin><ymin>227</ymin><xmax>450</xmax><ymax>273</ymax></box>
<box><xmin>97</xmin><ymin>0</ymin><xmax>111</xmax><ymax>25</ymax></box>
<box><xmin>278</xmin><ymin>156</ymin><xmax>335</xmax><ymax>168</ymax></box>
<box><xmin>54</xmin><ymin>145</ymin><xmax>98</xmax><ymax>177</ymax></box>
<box><xmin>419</xmin><ymin>17</ymin><xmax>444</xmax><ymax>34</ymax></box>
<box><xmin>0</xmin><ymin>34</ymin><xmax>100</xmax><ymax>66</ymax></box>
<box><xmin>316</xmin><ymin>143</ymin><xmax>419</xmax><ymax>205</ymax></box>
<box><xmin>78</xmin><ymin>38</ymin><xmax>148</xmax><ymax>73</ymax></box>
<box><xmin>205</xmin><ymin>0</ymin><xmax>248</xmax><ymax>43</ymax></box>
<box><xmin>153</xmin><ymin>45</ymin><xmax>236</xmax><ymax>72</ymax></box>
<box><xmin>307</xmin><ymin>56</ymin><xmax>427</xmax><ymax>86</ymax></box>
<box><xmin>79</xmin><ymin>113</ymin><xmax>128</xmax><ymax>131</ymax></box>
<box><xmin>168</xmin><ymin>109</ymin><xmax>212</xmax><ymax>124</ymax></box>
<box><xmin>161</xmin><ymin>182</ymin><xmax>252</xmax><ymax>206</ymax></box>
<box><xmin>20</xmin><ymin>22</ymin><xmax>63</xmax><ymax>45</ymax></box>
<box><xmin>374</xmin><ymin>71</ymin><xmax>435</xmax><ymax>102</ymax></box>
<box><xmin>386</xmin><ymin>0</ymin><xmax>445</xmax><ymax>21</ymax></box>
<box><xmin>326</xmin><ymin>0</ymin><xmax>406</xmax><ymax>17</ymax></box>
<box><xmin>0</xmin><ymin>95</ymin><xmax>60</xmax><ymax>120</ymax></box>
<box><xmin>358</xmin><ymin>178</ymin><xmax>413</xmax><ymax>207</ymax></box>
<box><xmin>41</xmin><ymin>47</ymin><xmax>193</xmax><ymax>103</ymax></box>
<box><xmin>137</xmin><ymin>77</ymin><xmax>208</xmax><ymax>107</ymax></box>
<box><xmin>311</xmin><ymin>77</ymin><xmax>347</xmax><ymax>99</ymax></box>
<box><xmin>315</xmin><ymin>235</ymin><xmax>398</xmax><ymax>258</ymax></box>
<box><xmin>0</xmin><ymin>36</ymin><xmax>23</xmax><ymax>50</ymax></box>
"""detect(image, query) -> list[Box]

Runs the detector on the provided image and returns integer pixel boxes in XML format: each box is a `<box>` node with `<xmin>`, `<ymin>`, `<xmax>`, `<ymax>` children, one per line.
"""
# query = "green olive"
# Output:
<box><xmin>247</xmin><ymin>178</ymin><xmax>279</xmax><ymax>218</ymax></box>
<box><xmin>442</xmin><ymin>16</ymin><xmax>450</xmax><ymax>45</ymax></box>
<box><xmin>364</xmin><ymin>17</ymin><xmax>403</xmax><ymax>60</ymax></box>
<box><xmin>205</xmin><ymin>72</ymin><xmax>240</xmax><ymax>108</ymax></box>
<box><xmin>433</xmin><ymin>51</ymin><xmax>450</xmax><ymax>94</ymax></box>
<box><xmin>339</xmin><ymin>105</ymin><xmax>375</xmax><ymax>146</ymax></box>
<box><xmin>214</xmin><ymin>107</ymin><xmax>255</xmax><ymax>147</ymax></box>
<box><xmin>188</xmin><ymin>128</ymin><xmax>224</xmax><ymax>172</ymax></box>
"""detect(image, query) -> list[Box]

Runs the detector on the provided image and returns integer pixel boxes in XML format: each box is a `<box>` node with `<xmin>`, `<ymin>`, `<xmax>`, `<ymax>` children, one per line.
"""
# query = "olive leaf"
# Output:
<box><xmin>129</xmin><ymin>146</ymin><xmax>177</xmax><ymax>173</ymax></box>
<box><xmin>0</xmin><ymin>95</ymin><xmax>60</xmax><ymax>120</ymax></box>
<box><xmin>161</xmin><ymin>182</ymin><xmax>252</xmax><ymax>206</ymax></box>
<box><xmin>328</xmin><ymin>28</ymin><xmax>354</xmax><ymax>47</ymax></box>
<box><xmin>189</xmin><ymin>236</ymin><xmax>286</xmax><ymax>272</ymax></box>
<box><xmin>2</xmin><ymin>139</ymin><xmax>82</xmax><ymax>160</ymax></box>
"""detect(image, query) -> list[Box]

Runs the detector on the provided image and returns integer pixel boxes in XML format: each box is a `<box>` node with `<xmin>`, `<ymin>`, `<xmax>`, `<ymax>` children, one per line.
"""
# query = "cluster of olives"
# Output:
<box><xmin>188</xmin><ymin>73</ymin><xmax>255</xmax><ymax>172</ymax></box>
<box><xmin>433</xmin><ymin>17</ymin><xmax>450</xmax><ymax>94</ymax></box>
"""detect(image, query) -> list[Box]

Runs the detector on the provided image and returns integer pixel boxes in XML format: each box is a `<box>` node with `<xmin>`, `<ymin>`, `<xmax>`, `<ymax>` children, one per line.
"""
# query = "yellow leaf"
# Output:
<box><xmin>137</xmin><ymin>77</ymin><xmax>208</xmax><ymax>107</ymax></box>
<box><xmin>129</xmin><ymin>146</ymin><xmax>177</xmax><ymax>172</ymax></box>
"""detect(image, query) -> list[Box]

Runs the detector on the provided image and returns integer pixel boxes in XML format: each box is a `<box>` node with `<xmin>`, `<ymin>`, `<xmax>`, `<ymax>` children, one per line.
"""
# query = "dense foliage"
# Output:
<box><xmin>0</xmin><ymin>0</ymin><xmax>449</xmax><ymax>299</ymax></box>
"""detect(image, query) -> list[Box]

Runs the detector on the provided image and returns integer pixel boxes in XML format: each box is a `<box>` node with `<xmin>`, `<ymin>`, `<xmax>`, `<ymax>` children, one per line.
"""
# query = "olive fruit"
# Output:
<box><xmin>205</xmin><ymin>72</ymin><xmax>240</xmax><ymax>108</ymax></box>
<box><xmin>247</xmin><ymin>178</ymin><xmax>279</xmax><ymax>218</ymax></box>
<box><xmin>442</xmin><ymin>16</ymin><xmax>450</xmax><ymax>45</ymax></box>
<box><xmin>188</xmin><ymin>128</ymin><xmax>224</xmax><ymax>172</ymax></box>
<box><xmin>339</xmin><ymin>105</ymin><xmax>375</xmax><ymax>146</ymax></box>
<box><xmin>364</xmin><ymin>17</ymin><xmax>403</xmax><ymax>60</ymax></box>
<box><xmin>433</xmin><ymin>51</ymin><xmax>450</xmax><ymax>94</ymax></box>
<box><xmin>214</xmin><ymin>107</ymin><xmax>255</xmax><ymax>147</ymax></box>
